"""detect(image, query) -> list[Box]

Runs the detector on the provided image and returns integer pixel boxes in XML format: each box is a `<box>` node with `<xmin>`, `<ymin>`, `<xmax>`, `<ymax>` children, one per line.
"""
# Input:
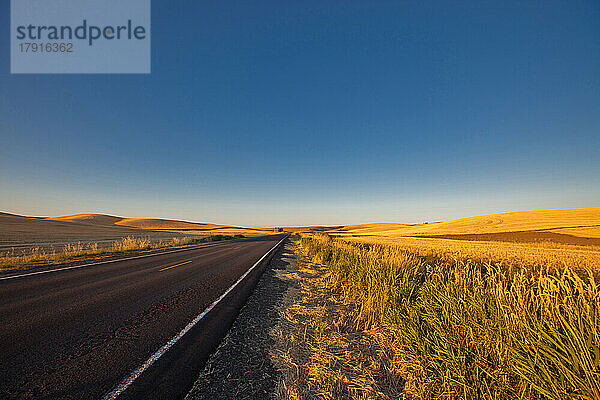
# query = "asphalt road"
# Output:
<box><xmin>0</xmin><ymin>234</ymin><xmax>286</xmax><ymax>400</ymax></box>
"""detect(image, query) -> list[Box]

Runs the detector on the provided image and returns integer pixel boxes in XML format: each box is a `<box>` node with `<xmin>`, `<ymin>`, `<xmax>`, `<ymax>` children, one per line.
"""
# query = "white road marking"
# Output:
<box><xmin>0</xmin><ymin>240</ymin><xmax>243</xmax><ymax>281</ymax></box>
<box><xmin>100</xmin><ymin>236</ymin><xmax>286</xmax><ymax>400</ymax></box>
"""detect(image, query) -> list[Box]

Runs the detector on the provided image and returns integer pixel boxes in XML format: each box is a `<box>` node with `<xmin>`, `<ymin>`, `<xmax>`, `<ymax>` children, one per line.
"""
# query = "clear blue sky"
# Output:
<box><xmin>1</xmin><ymin>1</ymin><xmax>599</xmax><ymax>226</ymax></box>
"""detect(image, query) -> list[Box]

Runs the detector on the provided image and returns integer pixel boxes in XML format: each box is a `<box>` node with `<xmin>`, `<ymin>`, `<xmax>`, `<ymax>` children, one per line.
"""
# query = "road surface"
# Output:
<box><xmin>0</xmin><ymin>234</ymin><xmax>286</xmax><ymax>400</ymax></box>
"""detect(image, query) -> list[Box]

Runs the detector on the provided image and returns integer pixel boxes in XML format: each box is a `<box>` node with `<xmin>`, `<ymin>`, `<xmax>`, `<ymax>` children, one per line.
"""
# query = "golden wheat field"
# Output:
<box><xmin>345</xmin><ymin>236</ymin><xmax>600</xmax><ymax>275</ymax></box>
<box><xmin>287</xmin><ymin>209</ymin><xmax>600</xmax><ymax>400</ymax></box>
<box><xmin>295</xmin><ymin>232</ymin><xmax>600</xmax><ymax>400</ymax></box>
<box><xmin>325</xmin><ymin>208</ymin><xmax>600</xmax><ymax>245</ymax></box>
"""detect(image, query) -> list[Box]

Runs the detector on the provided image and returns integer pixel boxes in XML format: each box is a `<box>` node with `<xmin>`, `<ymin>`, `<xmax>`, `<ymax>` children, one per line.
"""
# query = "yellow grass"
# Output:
<box><xmin>0</xmin><ymin>212</ymin><xmax>194</xmax><ymax>247</ymax></box>
<box><xmin>273</xmin><ymin>240</ymin><xmax>404</xmax><ymax>400</ymax></box>
<box><xmin>0</xmin><ymin>234</ymin><xmax>242</xmax><ymax>271</ymax></box>
<box><xmin>296</xmin><ymin>232</ymin><xmax>600</xmax><ymax>399</ymax></box>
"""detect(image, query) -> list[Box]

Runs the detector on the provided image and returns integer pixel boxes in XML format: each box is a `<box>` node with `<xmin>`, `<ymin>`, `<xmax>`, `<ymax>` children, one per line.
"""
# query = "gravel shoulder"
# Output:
<box><xmin>185</xmin><ymin>238</ymin><xmax>300</xmax><ymax>400</ymax></box>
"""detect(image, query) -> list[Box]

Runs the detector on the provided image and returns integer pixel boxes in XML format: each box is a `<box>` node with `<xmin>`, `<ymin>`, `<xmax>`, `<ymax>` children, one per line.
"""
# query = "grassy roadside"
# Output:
<box><xmin>0</xmin><ymin>234</ymin><xmax>244</xmax><ymax>272</ymax></box>
<box><xmin>273</xmin><ymin>238</ymin><xmax>404</xmax><ymax>400</ymax></box>
<box><xmin>286</xmin><ymin>233</ymin><xmax>600</xmax><ymax>400</ymax></box>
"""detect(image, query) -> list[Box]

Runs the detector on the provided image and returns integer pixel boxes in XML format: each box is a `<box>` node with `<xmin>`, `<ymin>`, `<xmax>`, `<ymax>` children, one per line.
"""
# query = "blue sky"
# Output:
<box><xmin>1</xmin><ymin>1</ymin><xmax>599</xmax><ymax>226</ymax></box>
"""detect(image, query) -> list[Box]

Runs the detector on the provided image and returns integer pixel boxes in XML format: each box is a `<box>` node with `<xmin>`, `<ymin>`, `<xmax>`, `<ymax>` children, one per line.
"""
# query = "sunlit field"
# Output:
<box><xmin>327</xmin><ymin>208</ymin><xmax>600</xmax><ymax>238</ymax></box>
<box><xmin>297</xmin><ymin>232</ymin><xmax>600</xmax><ymax>399</ymax></box>
<box><xmin>344</xmin><ymin>235</ymin><xmax>600</xmax><ymax>276</ymax></box>
<box><xmin>0</xmin><ymin>234</ymin><xmax>243</xmax><ymax>271</ymax></box>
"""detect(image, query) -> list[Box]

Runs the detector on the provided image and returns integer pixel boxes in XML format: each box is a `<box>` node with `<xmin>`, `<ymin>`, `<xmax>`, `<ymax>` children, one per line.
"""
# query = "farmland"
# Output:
<box><xmin>275</xmin><ymin>209</ymin><xmax>600</xmax><ymax>399</ymax></box>
<box><xmin>0</xmin><ymin>211</ymin><xmax>272</xmax><ymax>271</ymax></box>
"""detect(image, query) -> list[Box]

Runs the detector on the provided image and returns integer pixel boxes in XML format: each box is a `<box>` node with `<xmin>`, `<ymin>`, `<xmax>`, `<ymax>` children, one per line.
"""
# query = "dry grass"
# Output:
<box><xmin>294</xmin><ymin>233</ymin><xmax>600</xmax><ymax>400</ymax></box>
<box><xmin>0</xmin><ymin>212</ymin><xmax>274</xmax><ymax>258</ymax></box>
<box><xmin>0</xmin><ymin>234</ymin><xmax>242</xmax><ymax>271</ymax></box>
<box><xmin>273</xmin><ymin>240</ymin><xmax>404</xmax><ymax>400</ymax></box>
<box><xmin>0</xmin><ymin>211</ymin><xmax>192</xmax><ymax>249</ymax></box>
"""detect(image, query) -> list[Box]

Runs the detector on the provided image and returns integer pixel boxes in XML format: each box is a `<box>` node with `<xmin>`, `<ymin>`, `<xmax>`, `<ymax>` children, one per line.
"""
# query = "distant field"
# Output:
<box><xmin>292</xmin><ymin>208</ymin><xmax>600</xmax><ymax>246</ymax></box>
<box><xmin>347</xmin><ymin>234</ymin><xmax>600</xmax><ymax>275</ymax></box>
<box><xmin>4</xmin><ymin>208</ymin><xmax>598</xmax><ymax>251</ymax></box>
<box><xmin>0</xmin><ymin>212</ymin><xmax>272</xmax><ymax>252</ymax></box>
<box><xmin>47</xmin><ymin>213</ymin><xmax>272</xmax><ymax>234</ymax></box>
<box><xmin>294</xmin><ymin>213</ymin><xmax>600</xmax><ymax>399</ymax></box>
<box><xmin>49</xmin><ymin>214</ymin><xmax>227</xmax><ymax>230</ymax></box>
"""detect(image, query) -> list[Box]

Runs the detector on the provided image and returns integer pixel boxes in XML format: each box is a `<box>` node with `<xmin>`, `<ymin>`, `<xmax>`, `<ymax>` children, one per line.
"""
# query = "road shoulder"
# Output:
<box><xmin>184</xmin><ymin>239</ymin><xmax>300</xmax><ymax>399</ymax></box>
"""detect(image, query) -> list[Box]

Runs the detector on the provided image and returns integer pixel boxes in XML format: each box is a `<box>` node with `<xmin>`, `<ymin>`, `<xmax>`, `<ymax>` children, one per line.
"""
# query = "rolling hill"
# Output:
<box><xmin>0</xmin><ymin>212</ymin><xmax>177</xmax><ymax>249</ymax></box>
<box><xmin>4</xmin><ymin>208</ymin><xmax>599</xmax><ymax>250</ymax></box>
<box><xmin>0</xmin><ymin>212</ymin><xmax>271</xmax><ymax>251</ymax></box>
<box><xmin>46</xmin><ymin>214</ymin><xmax>271</xmax><ymax>234</ymax></box>
<box><xmin>47</xmin><ymin>214</ymin><xmax>227</xmax><ymax>230</ymax></box>
<box><xmin>310</xmin><ymin>208</ymin><xmax>600</xmax><ymax>245</ymax></box>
